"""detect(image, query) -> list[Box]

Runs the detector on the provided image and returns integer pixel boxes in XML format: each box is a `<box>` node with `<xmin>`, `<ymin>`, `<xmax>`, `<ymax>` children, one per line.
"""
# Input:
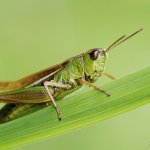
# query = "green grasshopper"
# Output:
<box><xmin>0</xmin><ymin>29</ymin><xmax>142</xmax><ymax>123</ymax></box>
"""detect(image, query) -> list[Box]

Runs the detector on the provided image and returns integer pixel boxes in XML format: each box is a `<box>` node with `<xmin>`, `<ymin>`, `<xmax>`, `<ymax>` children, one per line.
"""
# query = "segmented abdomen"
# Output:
<box><xmin>0</xmin><ymin>103</ymin><xmax>35</xmax><ymax>123</ymax></box>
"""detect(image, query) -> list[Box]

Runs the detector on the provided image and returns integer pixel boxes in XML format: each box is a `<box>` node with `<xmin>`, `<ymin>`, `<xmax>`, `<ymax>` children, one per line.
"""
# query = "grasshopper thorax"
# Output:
<box><xmin>83</xmin><ymin>48</ymin><xmax>108</xmax><ymax>82</ymax></box>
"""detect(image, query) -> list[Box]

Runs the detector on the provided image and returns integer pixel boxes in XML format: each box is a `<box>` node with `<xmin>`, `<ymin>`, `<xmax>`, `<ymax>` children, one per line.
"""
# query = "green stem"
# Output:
<box><xmin>0</xmin><ymin>67</ymin><xmax>149</xmax><ymax>150</ymax></box>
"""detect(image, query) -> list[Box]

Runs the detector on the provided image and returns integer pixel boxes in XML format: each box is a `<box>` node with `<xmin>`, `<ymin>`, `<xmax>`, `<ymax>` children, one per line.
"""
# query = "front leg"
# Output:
<box><xmin>77</xmin><ymin>79</ymin><xmax>110</xmax><ymax>97</ymax></box>
<box><xmin>44</xmin><ymin>81</ymin><xmax>71</xmax><ymax>120</ymax></box>
<box><xmin>103</xmin><ymin>71</ymin><xmax>116</xmax><ymax>80</ymax></box>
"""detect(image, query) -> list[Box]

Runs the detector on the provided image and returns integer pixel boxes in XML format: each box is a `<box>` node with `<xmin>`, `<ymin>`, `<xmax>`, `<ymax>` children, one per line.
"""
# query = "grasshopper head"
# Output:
<box><xmin>83</xmin><ymin>48</ymin><xmax>108</xmax><ymax>82</ymax></box>
<box><xmin>83</xmin><ymin>28</ymin><xmax>143</xmax><ymax>82</ymax></box>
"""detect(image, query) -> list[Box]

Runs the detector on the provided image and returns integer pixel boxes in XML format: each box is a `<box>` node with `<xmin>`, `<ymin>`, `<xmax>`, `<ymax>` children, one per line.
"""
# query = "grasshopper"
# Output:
<box><xmin>0</xmin><ymin>29</ymin><xmax>142</xmax><ymax>123</ymax></box>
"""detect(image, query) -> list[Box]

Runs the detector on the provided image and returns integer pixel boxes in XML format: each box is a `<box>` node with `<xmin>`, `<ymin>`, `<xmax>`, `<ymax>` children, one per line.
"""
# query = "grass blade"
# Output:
<box><xmin>0</xmin><ymin>67</ymin><xmax>149</xmax><ymax>149</ymax></box>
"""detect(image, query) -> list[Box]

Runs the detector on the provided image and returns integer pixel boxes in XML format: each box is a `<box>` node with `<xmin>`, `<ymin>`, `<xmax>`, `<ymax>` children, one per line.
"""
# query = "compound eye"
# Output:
<box><xmin>89</xmin><ymin>49</ymin><xmax>99</xmax><ymax>60</ymax></box>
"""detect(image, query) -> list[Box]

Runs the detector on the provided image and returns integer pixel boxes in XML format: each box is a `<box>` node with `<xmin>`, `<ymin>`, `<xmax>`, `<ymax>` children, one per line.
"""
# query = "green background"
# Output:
<box><xmin>0</xmin><ymin>0</ymin><xmax>149</xmax><ymax>150</ymax></box>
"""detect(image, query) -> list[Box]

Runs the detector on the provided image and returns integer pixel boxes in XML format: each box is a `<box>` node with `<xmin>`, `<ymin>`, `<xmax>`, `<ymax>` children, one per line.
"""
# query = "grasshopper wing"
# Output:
<box><xmin>0</xmin><ymin>63</ymin><xmax>65</xmax><ymax>91</ymax></box>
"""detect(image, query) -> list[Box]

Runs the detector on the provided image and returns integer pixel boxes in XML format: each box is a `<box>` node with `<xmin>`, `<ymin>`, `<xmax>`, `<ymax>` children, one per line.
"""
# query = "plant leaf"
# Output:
<box><xmin>0</xmin><ymin>67</ymin><xmax>149</xmax><ymax>150</ymax></box>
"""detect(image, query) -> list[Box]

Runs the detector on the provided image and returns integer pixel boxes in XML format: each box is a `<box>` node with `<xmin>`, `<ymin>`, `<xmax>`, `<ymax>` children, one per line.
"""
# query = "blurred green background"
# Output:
<box><xmin>0</xmin><ymin>0</ymin><xmax>149</xmax><ymax>150</ymax></box>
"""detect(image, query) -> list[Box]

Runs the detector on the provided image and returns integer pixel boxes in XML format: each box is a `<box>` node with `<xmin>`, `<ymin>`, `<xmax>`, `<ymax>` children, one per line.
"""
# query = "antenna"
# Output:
<box><xmin>106</xmin><ymin>28</ymin><xmax>143</xmax><ymax>52</ymax></box>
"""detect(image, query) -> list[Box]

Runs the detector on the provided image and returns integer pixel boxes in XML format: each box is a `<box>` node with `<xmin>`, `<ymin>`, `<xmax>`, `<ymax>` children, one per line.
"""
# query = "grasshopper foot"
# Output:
<box><xmin>55</xmin><ymin>106</ymin><xmax>61</xmax><ymax>121</ymax></box>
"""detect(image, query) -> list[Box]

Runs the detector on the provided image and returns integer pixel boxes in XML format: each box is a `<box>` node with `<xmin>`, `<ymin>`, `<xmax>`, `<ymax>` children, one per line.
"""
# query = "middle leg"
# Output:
<box><xmin>44</xmin><ymin>81</ymin><xmax>71</xmax><ymax>120</ymax></box>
